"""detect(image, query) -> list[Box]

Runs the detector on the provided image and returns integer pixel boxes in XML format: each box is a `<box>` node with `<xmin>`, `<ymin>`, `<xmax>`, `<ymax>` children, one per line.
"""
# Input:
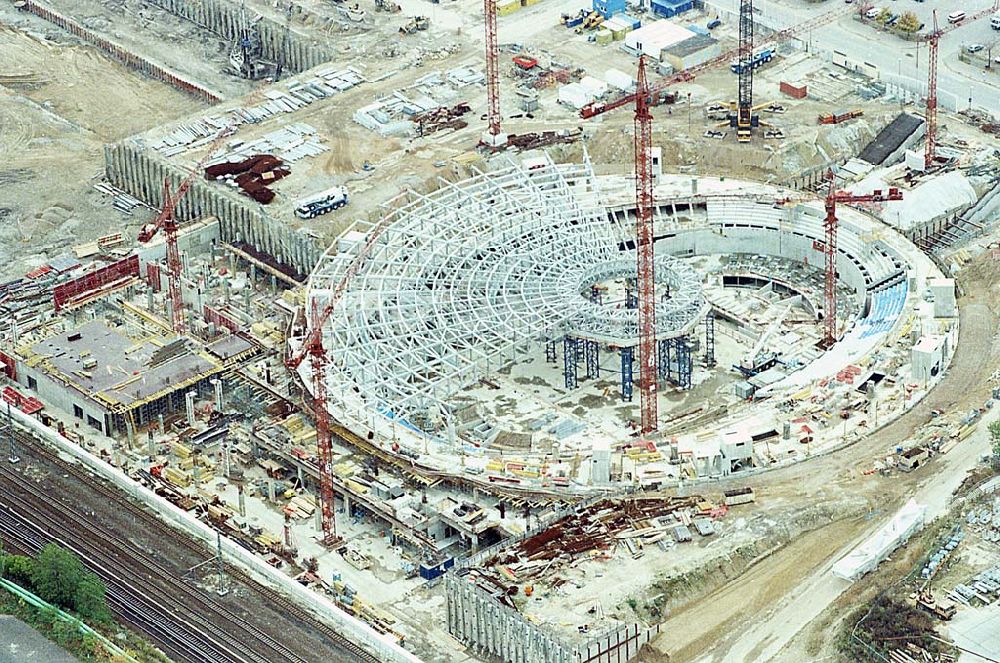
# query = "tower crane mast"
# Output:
<box><xmin>633</xmin><ymin>57</ymin><xmax>657</xmax><ymax>435</ymax></box>
<box><xmin>285</xmin><ymin>216</ymin><xmax>394</xmax><ymax>546</ymax></box>
<box><xmin>820</xmin><ymin>171</ymin><xmax>902</xmax><ymax>347</ymax></box>
<box><xmin>481</xmin><ymin>0</ymin><xmax>507</xmax><ymax>147</ymax></box>
<box><xmin>920</xmin><ymin>4</ymin><xmax>998</xmax><ymax>170</ymax></box>
<box><xmin>735</xmin><ymin>0</ymin><xmax>755</xmax><ymax>143</ymax></box>
<box><xmin>580</xmin><ymin>4</ymin><xmax>853</xmax><ymax>119</ymax></box>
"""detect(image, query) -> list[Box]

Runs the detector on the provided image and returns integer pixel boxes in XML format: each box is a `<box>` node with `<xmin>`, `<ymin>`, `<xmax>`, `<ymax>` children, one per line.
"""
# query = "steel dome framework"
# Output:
<box><xmin>308</xmin><ymin>155</ymin><xmax>705</xmax><ymax>426</ymax></box>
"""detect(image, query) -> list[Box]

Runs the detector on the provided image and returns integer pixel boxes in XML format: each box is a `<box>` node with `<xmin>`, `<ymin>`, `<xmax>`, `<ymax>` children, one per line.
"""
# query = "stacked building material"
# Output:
<box><xmin>205</xmin><ymin>154</ymin><xmax>289</xmax><ymax>204</ymax></box>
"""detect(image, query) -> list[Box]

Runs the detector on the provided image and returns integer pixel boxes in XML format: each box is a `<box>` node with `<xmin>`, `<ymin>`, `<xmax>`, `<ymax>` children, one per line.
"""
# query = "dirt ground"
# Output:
<box><xmin>636</xmin><ymin>250</ymin><xmax>1000</xmax><ymax>662</ymax></box>
<box><xmin>0</xmin><ymin>22</ymin><xmax>201</xmax><ymax>281</ymax></box>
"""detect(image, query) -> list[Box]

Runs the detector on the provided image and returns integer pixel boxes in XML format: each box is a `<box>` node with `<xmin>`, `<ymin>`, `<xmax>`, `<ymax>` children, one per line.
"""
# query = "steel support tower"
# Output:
<box><xmin>736</xmin><ymin>0</ymin><xmax>755</xmax><ymax>142</ymax></box>
<box><xmin>481</xmin><ymin>0</ymin><xmax>507</xmax><ymax>147</ymax></box>
<box><xmin>634</xmin><ymin>56</ymin><xmax>657</xmax><ymax>435</ymax></box>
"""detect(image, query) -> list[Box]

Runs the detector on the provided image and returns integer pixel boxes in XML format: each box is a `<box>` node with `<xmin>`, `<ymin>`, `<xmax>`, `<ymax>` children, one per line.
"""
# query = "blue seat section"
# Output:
<box><xmin>860</xmin><ymin>280</ymin><xmax>907</xmax><ymax>338</ymax></box>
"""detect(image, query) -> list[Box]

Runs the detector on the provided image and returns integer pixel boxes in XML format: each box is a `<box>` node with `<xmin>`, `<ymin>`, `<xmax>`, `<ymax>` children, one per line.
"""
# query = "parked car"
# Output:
<box><xmin>707</xmin><ymin>18</ymin><xmax>721</xmax><ymax>29</ymax></box>
<box><xmin>967</xmin><ymin>43</ymin><xmax>985</xmax><ymax>54</ymax></box>
<box><xmin>865</xmin><ymin>7</ymin><xmax>880</xmax><ymax>20</ymax></box>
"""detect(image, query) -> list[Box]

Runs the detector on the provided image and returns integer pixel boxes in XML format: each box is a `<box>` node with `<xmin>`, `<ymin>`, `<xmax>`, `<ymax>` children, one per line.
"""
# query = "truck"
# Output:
<box><xmin>294</xmin><ymin>185</ymin><xmax>349</xmax><ymax>219</ymax></box>
<box><xmin>907</xmin><ymin>590</ymin><xmax>957</xmax><ymax>620</ymax></box>
<box><xmin>730</xmin><ymin>48</ymin><xmax>774</xmax><ymax>74</ymax></box>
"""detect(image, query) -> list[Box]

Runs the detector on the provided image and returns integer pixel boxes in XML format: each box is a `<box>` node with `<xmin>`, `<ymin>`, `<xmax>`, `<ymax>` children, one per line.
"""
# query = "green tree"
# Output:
<box><xmin>2</xmin><ymin>554</ymin><xmax>36</xmax><ymax>588</ymax></box>
<box><xmin>897</xmin><ymin>11</ymin><xmax>920</xmax><ymax>33</ymax></box>
<box><xmin>30</xmin><ymin>544</ymin><xmax>85</xmax><ymax>609</ymax></box>
<box><xmin>990</xmin><ymin>419</ymin><xmax>1000</xmax><ymax>457</ymax></box>
<box><xmin>876</xmin><ymin>8</ymin><xmax>892</xmax><ymax>23</ymax></box>
<box><xmin>73</xmin><ymin>573</ymin><xmax>111</xmax><ymax>625</ymax></box>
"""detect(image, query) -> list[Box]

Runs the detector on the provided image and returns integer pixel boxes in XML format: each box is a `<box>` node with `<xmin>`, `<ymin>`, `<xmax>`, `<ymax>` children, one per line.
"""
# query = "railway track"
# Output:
<box><xmin>1</xmin><ymin>428</ymin><xmax>379</xmax><ymax>663</ymax></box>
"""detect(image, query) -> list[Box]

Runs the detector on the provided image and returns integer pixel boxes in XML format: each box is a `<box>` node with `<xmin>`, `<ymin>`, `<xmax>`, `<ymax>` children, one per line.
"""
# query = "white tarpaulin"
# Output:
<box><xmin>832</xmin><ymin>499</ymin><xmax>927</xmax><ymax>581</ymax></box>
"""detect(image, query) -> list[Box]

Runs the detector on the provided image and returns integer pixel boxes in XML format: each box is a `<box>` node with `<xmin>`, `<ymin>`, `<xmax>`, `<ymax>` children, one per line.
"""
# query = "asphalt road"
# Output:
<box><xmin>706</xmin><ymin>0</ymin><xmax>1000</xmax><ymax>114</ymax></box>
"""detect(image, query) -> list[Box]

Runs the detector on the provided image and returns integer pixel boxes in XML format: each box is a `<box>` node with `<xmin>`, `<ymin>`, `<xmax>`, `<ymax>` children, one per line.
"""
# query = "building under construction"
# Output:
<box><xmin>9</xmin><ymin>319</ymin><xmax>224</xmax><ymax>437</ymax></box>
<box><xmin>3</xmin><ymin>0</ymin><xmax>1000</xmax><ymax>661</ymax></box>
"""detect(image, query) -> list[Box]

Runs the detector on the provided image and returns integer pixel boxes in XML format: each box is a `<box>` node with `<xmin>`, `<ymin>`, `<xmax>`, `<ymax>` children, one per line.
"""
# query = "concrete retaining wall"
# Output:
<box><xmin>146</xmin><ymin>0</ymin><xmax>331</xmax><ymax>74</ymax></box>
<box><xmin>7</xmin><ymin>405</ymin><xmax>423</xmax><ymax>663</ymax></box>
<box><xmin>18</xmin><ymin>0</ymin><xmax>222</xmax><ymax>103</ymax></box>
<box><xmin>104</xmin><ymin>142</ymin><xmax>323</xmax><ymax>277</ymax></box>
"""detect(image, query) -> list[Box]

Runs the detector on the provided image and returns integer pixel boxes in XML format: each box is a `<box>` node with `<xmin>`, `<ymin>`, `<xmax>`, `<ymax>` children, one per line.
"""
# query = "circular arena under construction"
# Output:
<box><xmin>301</xmin><ymin>153</ymin><xmax>956</xmax><ymax>494</ymax></box>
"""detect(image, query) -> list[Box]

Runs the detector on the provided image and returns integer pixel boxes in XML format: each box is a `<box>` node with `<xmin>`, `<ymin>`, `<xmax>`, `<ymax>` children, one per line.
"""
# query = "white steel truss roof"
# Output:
<box><xmin>308</xmin><ymin>155</ymin><xmax>705</xmax><ymax>423</ymax></box>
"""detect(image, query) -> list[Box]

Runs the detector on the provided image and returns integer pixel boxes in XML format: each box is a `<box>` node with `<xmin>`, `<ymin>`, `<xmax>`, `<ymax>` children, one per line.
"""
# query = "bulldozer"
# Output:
<box><xmin>399</xmin><ymin>15</ymin><xmax>430</xmax><ymax>34</ymax></box>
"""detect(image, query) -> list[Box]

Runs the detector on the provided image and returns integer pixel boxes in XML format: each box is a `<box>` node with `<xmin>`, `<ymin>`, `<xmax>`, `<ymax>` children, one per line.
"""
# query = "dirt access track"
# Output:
<box><xmin>643</xmin><ymin>258</ymin><xmax>1000</xmax><ymax>662</ymax></box>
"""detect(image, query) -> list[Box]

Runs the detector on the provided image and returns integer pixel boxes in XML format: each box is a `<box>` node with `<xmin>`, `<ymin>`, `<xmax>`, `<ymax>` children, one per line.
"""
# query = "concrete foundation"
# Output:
<box><xmin>147</xmin><ymin>0</ymin><xmax>331</xmax><ymax>74</ymax></box>
<box><xmin>104</xmin><ymin>142</ymin><xmax>321</xmax><ymax>278</ymax></box>
<box><xmin>18</xmin><ymin>0</ymin><xmax>222</xmax><ymax>103</ymax></box>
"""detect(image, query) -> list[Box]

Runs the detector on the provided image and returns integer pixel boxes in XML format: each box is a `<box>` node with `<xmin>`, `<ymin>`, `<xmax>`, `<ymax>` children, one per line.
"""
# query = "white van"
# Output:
<box><xmin>991</xmin><ymin>12</ymin><xmax>1000</xmax><ymax>29</ymax></box>
<box><xmin>865</xmin><ymin>7</ymin><xmax>879</xmax><ymax>19</ymax></box>
<box><xmin>947</xmin><ymin>10</ymin><xmax>966</xmax><ymax>24</ymax></box>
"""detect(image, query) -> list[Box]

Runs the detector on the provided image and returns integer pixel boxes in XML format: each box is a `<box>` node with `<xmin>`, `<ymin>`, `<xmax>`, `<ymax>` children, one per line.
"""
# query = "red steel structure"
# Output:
<box><xmin>285</xmin><ymin>216</ymin><xmax>395</xmax><ymax>547</ymax></box>
<box><xmin>921</xmin><ymin>4</ymin><xmax>997</xmax><ymax>170</ymax></box>
<box><xmin>138</xmin><ymin>124</ymin><xmax>237</xmax><ymax>334</ymax></box>
<box><xmin>821</xmin><ymin>171</ymin><xmax>902</xmax><ymax>347</ymax></box>
<box><xmin>483</xmin><ymin>0</ymin><xmax>503</xmax><ymax>144</ymax></box>
<box><xmin>579</xmin><ymin>5</ymin><xmax>854</xmax><ymax>119</ymax></box>
<box><xmin>634</xmin><ymin>57</ymin><xmax>657</xmax><ymax>435</ymax></box>
<box><xmin>53</xmin><ymin>255</ymin><xmax>140</xmax><ymax>312</ymax></box>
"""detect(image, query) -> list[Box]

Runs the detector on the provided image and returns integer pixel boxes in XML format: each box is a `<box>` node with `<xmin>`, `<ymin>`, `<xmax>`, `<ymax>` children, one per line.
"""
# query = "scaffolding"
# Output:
<box><xmin>563</xmin><ymin>337</ymin><xmax>578</xmax><ymax>390</ymax></box>
<box><xmin>583</xmin><ymin>339</ymin><xmax>599</xmax><ymax>379</ymax></box>
<box><xmin>545</xmin><ymin>339</ymin><xmax>557</xmax><ymax>364</ymax></box>
<box><xmin>705</xmin><ymin>311</ymin><xmax>716</xmax><ymax>367</ymax></box>
<box><xmin>620</xmin><ymin>347</ymin><xmax>633</xmax><ymax>402</ymax></box>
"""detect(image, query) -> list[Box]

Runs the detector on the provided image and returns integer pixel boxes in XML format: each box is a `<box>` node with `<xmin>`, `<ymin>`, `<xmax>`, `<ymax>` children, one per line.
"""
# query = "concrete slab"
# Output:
<box><xmin>0</xmin><ymin>616</ymin><xmax>80</xmax><ymax>663</ymax></box>
<box><xmin>949</xmin><ymin>601</ymin><xmax>1000</xmax><ymax>663</ymax></box>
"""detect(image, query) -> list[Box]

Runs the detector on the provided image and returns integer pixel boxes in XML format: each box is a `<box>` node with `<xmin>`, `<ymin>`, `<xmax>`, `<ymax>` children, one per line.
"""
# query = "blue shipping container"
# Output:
<box><xmin>651</xmin><ymin>0</ymin><xmax>692</xmax><ymax>18</ymax></box>
<box><xmin>593</xmin><ymin>0</ymin><xmax>626</xmax><ymax>19</ymax></box>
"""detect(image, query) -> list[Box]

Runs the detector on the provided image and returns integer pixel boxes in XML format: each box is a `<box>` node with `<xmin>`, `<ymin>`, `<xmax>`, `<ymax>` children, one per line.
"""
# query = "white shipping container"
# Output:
<box><xmin>605</xmin><ymin>68</ymin><xmax>635</xmax><ymax>91</ymax></box>
<box><xmin>558</xmin><ymin>83</ymin><xmax>594</xmax><ymax>109</ymax></box>
<box><xmin>579</xmin><ymin>75</ymin><xmax>609</xmax><ymax>98</ymax></box>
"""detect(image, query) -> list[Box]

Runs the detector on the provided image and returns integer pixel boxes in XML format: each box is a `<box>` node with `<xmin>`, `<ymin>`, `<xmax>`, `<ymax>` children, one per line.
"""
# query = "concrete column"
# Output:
<box><xmin>237</xmin><ymin>482</ymin><xmax>246</xmax><ymax>516</ymax></box>
<box><xmin>212</xmin><ymin>378</ymin><xmax>224</xmax><ymax>410</ymax></box>
<box><xmin>185</xmin><ymin>391</ymin><xmax>197</xmax><ymax>426</ymax></box>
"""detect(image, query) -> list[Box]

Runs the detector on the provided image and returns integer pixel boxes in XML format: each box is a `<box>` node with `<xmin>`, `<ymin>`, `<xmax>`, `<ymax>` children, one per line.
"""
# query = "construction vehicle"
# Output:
<box><xmin>399</xmin><ymin>15</ymin><xmax>430</xmax><ymax>34</ymax></box>
<box><xmin>512</xmin><ymin>55</ymin><xmax>538</xmax><ymax>70</ymax></box>
<box><xmin>735</xmin><ymin>301</ymin><xmax>793</xmax><ymax>376</ymax></box>
<box><xmin>730</xmin><ymin>47</ymin><xmax>774</xmax><ymax>74</ymax></box>
<box><xmin>907</xmin><ymin>590</ymin><xmax>957</xmax><ymax>620</ymax></box>
<box><xmin>818</xmin><ymin>109</ymin><xmax>863</xmax><ymax>124</ymax></box>
<box><xmin>374</xmin><ymin>0</ymin><xmax>401</xmax><ymax>11</ymax></box>
<box><xmin>561</xmin><ymin>9</ymin><xmax>589</xmax><ymax>28</ymax></box>
<box><xmin>578</xmin><ymin>5</ymin><xmax>853</xmax><ymax>119</ymax></box>
<box><xmin>294</xmin><ymin>186</ymin><xmax>349</xmax><ymax>219</ymax></box>
<box><xmin>575</xmin><ymin>11</ymin><xmax>603</xmax><ymax>33</ymax></box>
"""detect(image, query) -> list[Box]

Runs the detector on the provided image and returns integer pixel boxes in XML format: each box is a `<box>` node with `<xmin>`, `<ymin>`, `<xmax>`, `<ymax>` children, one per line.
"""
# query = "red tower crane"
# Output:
<box><xmin>921</xmin><ymin>4</ymin><xmax>997</xmax><ymax>170</ymax></box>
<box><xmin>138</xmin><ymin>125</ymin><xmax>239</xmax><ymax>334</ymax></box>
<box><xmin>634</xmin><ymin>57</ymin><xmax>657</xmax><ymax>435</ymax></box>
<box><xmin>481</xmin><ymin>0</ymin><xmax>507</xmax><ymax>148</ymax></box>
<box><xmin>820</xmin><ymin>171</ymin><xmax>902</xmax><ymax>347</ymax></box>
<box><xmin>285</xmin><ymin>217</ymin><xmax>394</xmax><ymax>546</ymax></box>
<box><xmin>579</xmin><ymin>5</ymin><xmax>854</xmax><ymax>119</ymax></box>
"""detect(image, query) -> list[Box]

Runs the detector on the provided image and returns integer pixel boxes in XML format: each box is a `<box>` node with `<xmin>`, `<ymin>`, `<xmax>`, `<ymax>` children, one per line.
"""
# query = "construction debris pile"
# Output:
<box><xmin>205</xmin><ymin>154</ymin><xmax>290</xmax><ymax>204</ymax></box>
<box><xmin>150</xmin><ymin>68</ymin><xmax>364</xmax><ymax>158</ymax></box>
<box><xmin>414</xmin><ymin>103</ymin><xmax>471</xmax><ymax>136</ymax></box>
<box><xmin>466</xmin><ymin>496</ymin><xmax>724</xmax><ymax>610</ymax></box>
<box><xmin>354</xmin><ymin>68</ymin><xmax>483</xmax><ymax>137</ymax></box>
